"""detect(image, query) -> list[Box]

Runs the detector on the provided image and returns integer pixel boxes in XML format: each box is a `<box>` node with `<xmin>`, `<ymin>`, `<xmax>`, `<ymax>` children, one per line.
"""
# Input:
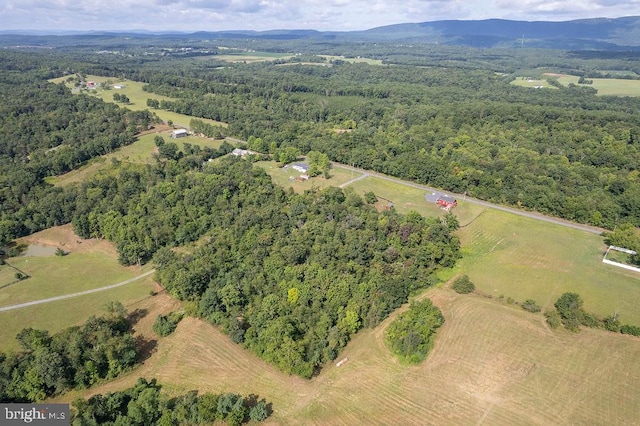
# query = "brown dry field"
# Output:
<box><xmin>16</xmin><ymin>224</ymin><xmax>119</xmax><ymax>258</ymax></box>
<box><xmin>57</xmin><ymin>284</ymin><xmax>640</xmax><ymax>425</ymax></box>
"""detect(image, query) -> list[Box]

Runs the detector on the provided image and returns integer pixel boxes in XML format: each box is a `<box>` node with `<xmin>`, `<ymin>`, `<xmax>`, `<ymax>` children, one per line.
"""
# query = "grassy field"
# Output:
<box><xmin>49</xmin><ymin>75</ymin><xmax>227</xmax><ymax>128</ymax></box>
<box><xmin>0</xmin><ymin>276</ymin><xmax>156</xmax><ymax>353</ymax></box>
<box><xmin>48</xmin><ymin>131</ymin><xmax>226</xmax><ymax>186</ymax></box>
<box><xmin>510</xmin><ymin>77</ymin><xmax>557</xmax><ymax>89</ymax></box>
<box><xmin>555</xmin><ymin>74</ymin><xmax>640</xmax><ymax>96</ymax></box>
<box><xmin>0</xmin><ymin>225</ymin><xmax>156</xmax><ymax>351</ymax></box>
<box><xmin>333</xmin><ymin>174</ymin><xmax>640</xmax><ymax>325</ymax></box>
<box><xmin>215</xmin><ymin>52</ymin><xmax>294</xmax><ymax>63</ymax></box>
<box><xmin>320</xmin><ymin>55</ymin><xmax>384</xmax><ymax>65</ymax></box>
<box><xmin>345</xmin><ymin>175</ymin><xmax>449</xmax><ymax>217</ymax></box>
<box><xmin>60</xmin><ymin>286</ymin><xmax>640</xmax><ymax>424</ymax></box>
<box><xmin>254</xmin><ymin>161</ymin><xmax>362</xmax><ymax>193</ymax></box>
<box><xmin>455</xmin><ymin>208</ymin><xmax>640</xmax><ymax>325</ymax></box>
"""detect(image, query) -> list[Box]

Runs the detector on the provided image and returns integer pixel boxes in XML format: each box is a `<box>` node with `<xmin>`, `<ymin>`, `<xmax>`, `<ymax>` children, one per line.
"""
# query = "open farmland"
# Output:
<box><xmin>64</xmin><ymin>286</ymin><xmax>640</xmax><ymax>425</ymax></box>
<box><xmin>316</xmin><ymin>165</ymin><xmax>639</xmax><ymax>325</ymax></box>
<box><xmin>510</xmin><ymin>77</ymin><xmax>557</xmax><ymax>89</ymax></box>
<box><xmin>48</xmin><ymin>131</ymin><xmax>226</xmax><ymax>186</ymax></box>
<box><xmin>455</xmin><ymin>208</ymin><xmax>640</xmax><ymax>325</ymax></box>
<box><xmin>49</xmin><ymin>75</ymin><xmax>227</xmax><ymax>128</ymax></box>
<box><xmin>0</xmin><ymin>225</ymin><xmax>156</xmax><ymax>351</ymax></box>
<box><xmin>214</xmin><ymin>51</ymin><xmax>294</xmax><ymax>63</ymax></box>
<box><xmin>555</xmin><ymin>74</ymin><xmax>640</xmax><ymax>96</ymax></box>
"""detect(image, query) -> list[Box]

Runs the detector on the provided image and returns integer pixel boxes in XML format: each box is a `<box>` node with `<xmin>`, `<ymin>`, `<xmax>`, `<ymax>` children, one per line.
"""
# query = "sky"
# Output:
<box><xmin>1</xmin><ymin>0</ymin><xmax>640</xmax><ymax>33</ymax></box>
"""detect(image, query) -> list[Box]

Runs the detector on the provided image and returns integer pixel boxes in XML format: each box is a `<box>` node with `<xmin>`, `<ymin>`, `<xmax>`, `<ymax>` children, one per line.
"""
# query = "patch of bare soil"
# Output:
<box><xmin>136</xmin><ymin>124</ymin><xmax>173</xmax><ymax>136</ymax></box>
<box><xmin>17</xmin><ymin>224</ymin><xmax>118</xmax><ymax>258</ymax></box>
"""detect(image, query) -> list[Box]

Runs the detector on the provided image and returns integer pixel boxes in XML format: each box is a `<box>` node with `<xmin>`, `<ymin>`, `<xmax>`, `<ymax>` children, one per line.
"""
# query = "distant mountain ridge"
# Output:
<box><xmin>352</xmin><ymin>16</ymin><xmax>640</xmax><ymax>48</ymax></box>
<box><xmin>3</xmin><ymin>16</ymin><xmax>640</xmax><ymax>49</ymax></box>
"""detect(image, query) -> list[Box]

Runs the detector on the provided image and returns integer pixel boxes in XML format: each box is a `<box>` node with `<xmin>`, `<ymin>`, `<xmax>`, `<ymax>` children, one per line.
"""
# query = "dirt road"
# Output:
<box><xmin>0</xmin><ymin>270</ymin><xmax>156</xmax><ymax>313</ymax></box>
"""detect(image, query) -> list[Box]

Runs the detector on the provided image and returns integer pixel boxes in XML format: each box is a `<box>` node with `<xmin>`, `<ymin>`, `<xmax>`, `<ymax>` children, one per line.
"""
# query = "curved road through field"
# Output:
<box><xmin>335</xmin><ymin>163</ymin><xmax>605</xmax><ymax>235</ymax></box>
<box><xmin>0</xmin><ymin>269</ymin><xmax>156</xmax><ymax>313</ymax></box>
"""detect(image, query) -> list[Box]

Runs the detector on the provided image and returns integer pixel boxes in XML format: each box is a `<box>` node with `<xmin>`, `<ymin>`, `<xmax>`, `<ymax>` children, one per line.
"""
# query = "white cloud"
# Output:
<box><xmin>1</xmin><ymin>0</ymin><xmax>639</xmax><ymax>31</ymax></box>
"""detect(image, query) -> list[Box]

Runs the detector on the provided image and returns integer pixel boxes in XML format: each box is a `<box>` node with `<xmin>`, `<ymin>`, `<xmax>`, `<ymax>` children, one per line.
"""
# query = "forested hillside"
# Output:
<box><xmin>128</xmin><ymin>60</ymin><xmax>640</xmax><ymax>229</ymax></box>
<box><xmin>150</xmin><ymin>160</ymin><xmax>459</xmax><ymax>377</ymax></box>
<box><xmin>1</xmin><ymin>40</ymin><xmax>640</xmax><ymax>381</ymax></box>
<box><xmin>0</xmin><ymin>52</ymin><xmax>157</xmax><ymax>245</ymax></box>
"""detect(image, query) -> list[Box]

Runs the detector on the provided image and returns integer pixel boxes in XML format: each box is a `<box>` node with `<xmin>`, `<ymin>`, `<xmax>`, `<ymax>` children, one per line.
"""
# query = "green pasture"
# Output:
<box><xmin>556</xmin><ymin>75</ymin><xmax>640</xmax><ymax>96</ymax></box>
<box><xmin>292</xmin><ymin>170</ymin><xmax>640</xmax><ymax>325</ymax></box>
<box><xmin>510</xmin><ymin>77</ymin><xmax>556</xmax><ymax>89</ymax></box>
<box><xmin>455</xmin><ymin>208</ymin><xmax>640</xmax><ymax>325</ymax></box>
<box><xmin>253</xmin><ymin>161</ymin><xmax>359</xmax><ymax>192</ymax></box>
<box><xmin>215</xmin><ymin>52</ymin><xmax>293</xmax><ymax>63</ymax></box>
<box><xmin>320</xmin><ymin>55</ymin><xmax>384</xmax><ymax>65</ymax></box>
<box><xmin>0</xmin><ymin>252</ymin><xmax>140</xmax><ymax>308</ymax></box>
<box><xmin>0</xmin><ymin>276</ymin><xmax>155</xmax><ymax>352</ymax></box>
<box><xmin>49</xmin><ymin>75</ymin><xmax>227</xmax><ymax>128</ymax></box>
<box><xmin>0</xmin><ymin>264</ymin><xmax>21</xmax><ymax>288</ymax></box>
<box><xmin>48</xmin><ymin>131</ymin><xmax>226</xmax><ymax>186</ymax></box>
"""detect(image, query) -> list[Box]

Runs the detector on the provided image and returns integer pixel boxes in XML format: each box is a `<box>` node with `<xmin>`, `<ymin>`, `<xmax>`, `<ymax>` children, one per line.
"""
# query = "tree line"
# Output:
<box><xmin>72</xmin><ymin>378</ymin><xmax>270</xmax><ymax>426</ymax></box>
<box><xmin>0</xmin><ymin>303</ymin><xmax>137</xmax><ymax>403</ymax></box>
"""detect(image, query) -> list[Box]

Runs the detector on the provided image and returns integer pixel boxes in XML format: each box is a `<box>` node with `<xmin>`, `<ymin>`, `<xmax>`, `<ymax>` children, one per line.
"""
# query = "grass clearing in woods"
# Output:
<box><xmin>47</xmin><ymin>131</ymin><xmax>226</xmax><ymax>187</ymax></box>
<box><xmin>49</xmin><ymin>75</ymin><xmax>227</xmax><ymax>128</ymax></box>
<box><xmin>60</xmin><ymin>287</ymin><xmax>640</xmax><ymax>424</ymax></box>
<box><xmin>0</xmin><ymin>225</ymin><xmax>155</xmax><ymax>351</ymax></box>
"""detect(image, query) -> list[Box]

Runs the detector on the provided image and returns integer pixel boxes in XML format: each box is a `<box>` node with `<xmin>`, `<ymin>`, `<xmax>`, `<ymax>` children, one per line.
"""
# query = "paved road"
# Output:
<box><xmin>335</xmin><ymin>163</ymin><xmax>605</xmax><ymax>235</ymax></box>
<box><xmin>0</xmin><ymin>270</ymin><xmax>156</xmax><ymax>313</ymax></box>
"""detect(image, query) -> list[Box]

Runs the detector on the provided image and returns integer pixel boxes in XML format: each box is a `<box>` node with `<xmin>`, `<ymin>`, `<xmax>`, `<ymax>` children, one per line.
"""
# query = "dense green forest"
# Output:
<box><xmin>385</xmin><ymin>299</ymin><xmax>444</xmax><ymax>364</ymax></box>
<box><xmin>3</xmin><ymin>46</ymin><xmax>640</xmax><ymax>237</ymax></box>
<box><xmin>0</xmin><ymin>304</ymin><xmax>137</xmax><ymax>402</ymax></box>
<box><xmin>2</xmin><ymin>38</ymin><xmax>640</xmax><ymax>382</ymax></box>
<box><xmin>147</xmin><ymin>159</ymin><xmax>459</xmax><ymax>377</ymax></box>
<box><xmin>0</xmin><ymin>53</ymin><xmax>158</xmax><ymax>245</ymax></box>
<box><xmin>44</xmin><ymin>45</ymin><xmax>638</xmax><ymax>230</ymax></box>
<box><xmin>134</xmin><ymin>60</ymin><xmax>640</xmax><ymax>229</ymax></box>
<box><xmin>72</xmin><ymin>378</ymin><xmax>270</xmax><ymax>425</ymax></box>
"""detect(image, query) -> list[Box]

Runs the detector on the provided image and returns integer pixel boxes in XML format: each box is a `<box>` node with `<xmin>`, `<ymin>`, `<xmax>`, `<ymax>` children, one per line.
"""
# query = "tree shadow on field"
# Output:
<box><xmin>127</xmin><ymin>308</ymin><xmax>148</xmax><ymax>326</ymax></box>
<box><xmin>135</xmin><ymin>335</ymin><xmax>157</xmax><ymax>363</ymax></box>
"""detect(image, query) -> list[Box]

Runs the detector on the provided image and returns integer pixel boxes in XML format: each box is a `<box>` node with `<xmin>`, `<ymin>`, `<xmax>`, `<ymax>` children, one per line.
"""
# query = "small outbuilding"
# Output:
<box><xmin>437</xmin><ymin>194</ymin><xmax>457</xmax><ymax>209</ymax></box>
<box><xmin>231</xmin><ymin>148</ymin><xmax>256</xmax><ymax>158</ymax></box>
<box><xmin>291</xmin><ymin>162</ymin><xmax>310</xmax><ymax>174</ymax></box>
<box><xmin>171</xmin><ymin>129</ymin><xmax>188</xmax><ymax>138</ymax></box>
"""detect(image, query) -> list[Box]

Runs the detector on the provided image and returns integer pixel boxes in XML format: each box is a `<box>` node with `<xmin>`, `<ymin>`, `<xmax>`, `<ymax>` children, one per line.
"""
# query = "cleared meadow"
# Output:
<box><xmin>215</xmin><ymin>52</ymin><xmax>294</xmax><ymax>63</ymax></box>
<box><xmin>48</xmin><ymin>131</ymin><xmax>226</xmax><ymax>186</ymax></box>
<box><xmin>556</xmin><ymin>74</ymin><xmax>640</xmax><ymax>96</ymax></box>
<box><xmin>66</xmin><ymin>286</ymin><xmax>640</xmax><ymax>425</ymax></box>
<box><xmin>336</xmin><ymin>175</ymin><xmax>640</xmax><ymax>325</ymax></box>
<box><xmin>254</xmin><ymin>161</ymin><xmax>361</xmax><ymax>192</ymax></box>
<box><xmin>510</xmin><ymin>77</ymin><xmax>557</xmax><ymax>89</ymax></box>
<box><xmin>456</xmin><ymin>208</ymin><xmax>640</xmax><ymax>325</ymax></box>
<box><xmin>49</xmin><ymin>75</ymin><xmax>227</xmax><ymax>128</ymax></box>
<box><xmin>0</xmin><ymin>225</ymin><xmax>155</xmax><ymax>351</ymax></box>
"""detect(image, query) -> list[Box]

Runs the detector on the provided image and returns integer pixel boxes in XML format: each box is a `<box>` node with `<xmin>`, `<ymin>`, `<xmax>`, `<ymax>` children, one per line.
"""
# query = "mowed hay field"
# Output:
<box><xmin>456</xmin><ymin>207</ymin><xmax>640</xmax><ymax>325</ymax></box>
<box><xmin>556</xmin><ymin>74</ymin><xmax>640</xmax><ymax>96</ymax></box>
<box><xmin>70</xmin><ymin>287</ymin><xmax>640</xmax><ymax>425</ymax></box>
<box><xmin>0</xmin><ymin>225</ymin><xmax>156</xmax><ymax>351</ymax></box>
